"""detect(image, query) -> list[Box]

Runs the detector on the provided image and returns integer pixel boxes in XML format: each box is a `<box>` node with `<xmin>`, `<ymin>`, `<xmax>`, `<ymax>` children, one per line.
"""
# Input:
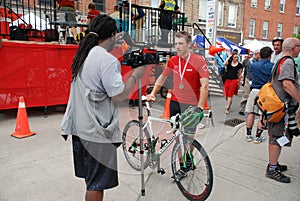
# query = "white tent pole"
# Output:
<box><xmin>128</xmin><ymin>0</ymin><xmax>132</xmax><ymax>35</ymax></box>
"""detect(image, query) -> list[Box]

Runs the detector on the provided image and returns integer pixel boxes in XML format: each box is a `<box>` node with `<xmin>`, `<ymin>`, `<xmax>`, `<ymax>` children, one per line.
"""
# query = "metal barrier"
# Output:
<box><xmin>0</xmin><ymin>0</ymin><xmax>57</xmax><ymax>41</ymax></box>
<box><xmin>117</xmin><ymin>4</ymin><xmax>185</xmax><ymax>46</ymax></box>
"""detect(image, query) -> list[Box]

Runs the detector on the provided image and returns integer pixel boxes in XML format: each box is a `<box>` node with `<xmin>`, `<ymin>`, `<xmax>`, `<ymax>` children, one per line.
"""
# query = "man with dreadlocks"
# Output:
<box><xmin>61</xmin><ymin>14</ymin><xmax>145</xmax><ymax>201</ymax></box>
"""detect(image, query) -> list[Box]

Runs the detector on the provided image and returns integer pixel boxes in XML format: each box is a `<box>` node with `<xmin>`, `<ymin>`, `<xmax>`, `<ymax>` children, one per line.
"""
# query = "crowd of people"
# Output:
<box><xmin>56</xmin><ymin>2</ymin><xmax>300</xmax><ymax>201</ymax></box>
<box><xmin>214</xmin><ymin>36</ymin><xmax>300</xmax><ymax>184</ymax></box>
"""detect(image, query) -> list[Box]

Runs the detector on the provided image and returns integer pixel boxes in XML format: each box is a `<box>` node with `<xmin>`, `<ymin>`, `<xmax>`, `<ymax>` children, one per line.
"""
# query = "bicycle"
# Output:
<box><xmin>122</xmin><ymin>96</ymin><xmax>214</xmax><ymax>201</ymax></box>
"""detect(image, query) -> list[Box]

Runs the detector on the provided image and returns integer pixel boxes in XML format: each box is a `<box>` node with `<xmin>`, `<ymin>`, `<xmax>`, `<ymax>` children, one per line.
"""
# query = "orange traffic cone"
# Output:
<box><xmin>203</xmin><ymin>100</ymin><xmax>211</xmax><ymax>110</ymax></box>
<box><xmin>11</xmin><ymin>96</ymin><xmax>36</xmax><ymax>139</ymax></box>
<box><xmin>160</xmin><ymin>89</ymin><xmax>172</xmax><ymax>119</ymax></box>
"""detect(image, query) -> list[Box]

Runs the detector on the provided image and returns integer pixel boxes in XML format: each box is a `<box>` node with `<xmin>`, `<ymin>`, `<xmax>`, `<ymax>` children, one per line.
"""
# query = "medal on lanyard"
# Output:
<box><xmin>178</xmin><ymin>52</ymin><xmax>191</xmax><ymax>89</ymax></box>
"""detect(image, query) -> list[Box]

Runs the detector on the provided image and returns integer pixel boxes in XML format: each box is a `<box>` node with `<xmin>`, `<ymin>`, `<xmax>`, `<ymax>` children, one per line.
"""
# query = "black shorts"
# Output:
<box><xmin>72</xmin><ymin>135</ymin><xmax>120</xmax><ymax>191</ymax></box>
<box><xmin>170</xmin><ymin>100</ymin><xmax>197</xmax><ymax>134</ymax></box>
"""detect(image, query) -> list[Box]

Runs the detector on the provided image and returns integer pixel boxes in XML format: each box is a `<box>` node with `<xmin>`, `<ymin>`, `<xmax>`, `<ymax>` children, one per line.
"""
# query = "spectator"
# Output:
<box><xmin>110</xmin><ymin>5</ymin><xmax>120</xmax><ymax>19</ymax></box>
<box><xmin>87</xmin><ymin>3</ymin><xmax>100</xmax><ymax>25</ymax></box>
<box><xmin>56</xmin><ymin>0</ymin><xmax>78</xmax><ymax>43</ymax></box>
<box><xmin>223</xmin><ymin>52</ymin><xmax>243</xmax><ymax>114</ymax></box>
<box><xmin>238</xmin><ymin>51</ymin><xmax>253</xmax><ymax>115</ymax></box>
<box><xmin>158</xmin><ymin>0</ymin><xmax>180</xmax><ymax>43</ymax></box>
<box><xmin>131</xmin><ymin>3</ymin><xmax>146</xmax><ymax>41</ymax></box>
<box><xmin>213</xmin><ymin>47</ymin><xmax>228</xmax><ymax>76</ymax></box>
<box><xmin>266</xmin><ymin>37</ymin><xmax>300</xmax><ymax>183</ymax></box>
<box><xmin>61</xmin><ymin>14</ymin><xmax>145</xmax><ymax>201</ymax></box>
<box><xmin>232</xmin><ymin>49</ymin><xmax>241</xmax><ymax>62</ymax></box>
<box><xmin>244</xmin><ymin>47</ymin><xmax>273</xmax><ymax>143</ymax></box>
<box><xmin>147</xmin><ymin>31</ymin><xmax>209</xmax><ymax>180</ymax></box>
<box><xmin>294</xmin><ymin>52</ymin><xmax>300</xmax><ymax>77</ymax></box>
<box><xmin>238</xmin><ymin>49</ymin><xmax>260</xmax><ymax>115</ymax></box>
<box><xmin>271</xmin><ymin>37</ymin><xmax>284</xmax><ymax>64</ymax></box>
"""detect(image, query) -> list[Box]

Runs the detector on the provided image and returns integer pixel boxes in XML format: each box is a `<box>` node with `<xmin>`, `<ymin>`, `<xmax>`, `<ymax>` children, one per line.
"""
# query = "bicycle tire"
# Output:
<box><xmin>171</xmin><ymin>137</ymin><xmax>213</xmax><ymax>201</ymax></box>
<box><xmin>122</xmin><ymin>120</ymin><xmax>151</xmax><ymax>171</ymax></box>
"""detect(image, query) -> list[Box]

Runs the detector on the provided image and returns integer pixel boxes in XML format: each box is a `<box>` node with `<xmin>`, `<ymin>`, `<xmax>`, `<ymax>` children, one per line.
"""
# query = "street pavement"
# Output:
<box><xmin>0</xmin><ymin>91</ymin><xmax>299</xmax><ymax>201</ymax></box>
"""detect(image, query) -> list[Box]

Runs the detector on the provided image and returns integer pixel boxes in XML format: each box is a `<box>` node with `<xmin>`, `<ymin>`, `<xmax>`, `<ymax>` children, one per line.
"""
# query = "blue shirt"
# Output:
<box><xmin>214</xmin><ymin>51</ymin><xmax>228</xmax><ymax>67</ymax></box>
<box><xmin>250</xmin><ymin>59</ymin><xmax>274</xmax><ymax>89</ymax></box>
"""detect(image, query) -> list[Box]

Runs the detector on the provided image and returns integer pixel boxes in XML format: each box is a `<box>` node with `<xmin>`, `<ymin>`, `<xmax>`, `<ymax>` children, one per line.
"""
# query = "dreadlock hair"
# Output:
<box><xmin>71</xmin><ymin>14</ymin><xmax>117</xmax><ymax>81</ymax></box>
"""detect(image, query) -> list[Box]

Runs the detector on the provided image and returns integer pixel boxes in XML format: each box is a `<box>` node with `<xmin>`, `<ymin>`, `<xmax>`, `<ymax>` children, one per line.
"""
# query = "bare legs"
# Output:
<box><xmin>225</xmin><ymin>97</ymin><xmax>232</xmax><ymax>114</ymax></box>
<box><xmin>268</xmin><ymin>143</ymin><xmax>281</xmax><ymax>166</ymax></box>
<box><xmin>86</xmin><ymin>190</ymin><xmax>103</xmax><ymax>201</ymax></box>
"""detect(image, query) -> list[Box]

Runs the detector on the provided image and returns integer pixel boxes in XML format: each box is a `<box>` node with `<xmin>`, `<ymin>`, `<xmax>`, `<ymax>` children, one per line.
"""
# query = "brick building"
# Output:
<box><xmin>243</xmin><ymin>0</ymin><xmax>300</xmax><ymax>45</ymax></box>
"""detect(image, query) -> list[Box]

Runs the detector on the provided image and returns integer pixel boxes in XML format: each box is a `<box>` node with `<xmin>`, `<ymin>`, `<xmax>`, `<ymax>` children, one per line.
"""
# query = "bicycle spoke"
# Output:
<box><xmin>171</xmin><ymin>137</ymin><xmax>213</xmax><ymax>201</ymax></box>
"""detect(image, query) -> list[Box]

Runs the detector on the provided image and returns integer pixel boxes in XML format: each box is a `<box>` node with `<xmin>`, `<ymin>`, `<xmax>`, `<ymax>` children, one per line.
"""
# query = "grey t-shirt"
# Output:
<box><xmin>81</xmin><ymin>46</ymin><xmax>124</xmax><ymax>97</ymax></box>
<box><xmin>272</xmin><ymin>57</ymin><xmax>300</xmax><ymax>105</ymax></box>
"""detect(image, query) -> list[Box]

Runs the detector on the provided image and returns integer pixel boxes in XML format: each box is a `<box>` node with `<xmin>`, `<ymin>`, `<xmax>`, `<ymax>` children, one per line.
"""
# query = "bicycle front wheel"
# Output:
<box><xmin>171</xmin><ymin>137</ymin><xmax>213</xmax><ymax>201</ymax></box>
<box><xmin>122</xmin><ymin>120</ymin><xmax>151</xmax><ymax>171</ymax></box>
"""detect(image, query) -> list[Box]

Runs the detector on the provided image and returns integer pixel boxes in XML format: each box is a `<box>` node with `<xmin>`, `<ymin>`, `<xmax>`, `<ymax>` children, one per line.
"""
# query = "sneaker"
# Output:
<box><xmin>265</xmin><ymin>168</ymin><xmax>290</xmax><ymax>183</ymax></box>
<box><xmin>277</xmin><ymin>163</ymin><xmax>288</xmax><ymax>172</ymax></box>
<box><xmin>253</xmin><ymin>135</ymin><xmax>265</xmax><ymax>144</ymax></box>
<box><xmin>267</xmin><ymin>163</ymin><xmax>287</xmax><ymax>172</ymax></box>
<box><xmin>198</xmin><ymin>123</ymin><xmax>205</xmax><ymax>129</ymax></box>
<box><xmin>246</xmin><ymin>135</ymin><xmax>253</xmax><ymax>142</ymax></box>
<box><xmin>171</xmin><ymin>169</ymin><xmax>188</xmax><ymax>181</ymax></box>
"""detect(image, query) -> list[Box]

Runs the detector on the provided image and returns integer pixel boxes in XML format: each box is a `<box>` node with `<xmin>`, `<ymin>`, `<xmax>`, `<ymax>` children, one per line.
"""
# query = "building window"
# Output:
<box><xmin>251</xmin><ymin>0</ymin><xmax>258</xmax><ymax>7</ymax></box>
<box><xmin>198</xmin><ymin>0</ymin><xmax>207</xmax><ymax>24</ymax></box>
<box><xmin>217</xmin><ymin>1</ymin><xmax>224</xmax><ymax>26</ymax></box>
<box><xmin>94</xmin><ymin>0</ymin><xmax>106</xmax><ymax>13</ymax></box>
<box><xmin>279</xmin><ymin>0</ymin><xmax>285</xmax><ymax>13</ymax></box>
<box><xmin>39</xmin><ymin>0</ymin><xmax>56</xmax><ymax>7</ymax></box>
<box><xmin>297</xmin><ymin>0</ymin><xmax>300</xmax><ymax>15</ymax></box>
<box><xmin>228</xmin><ymin>3</ymin><xmax>237</xmax><ymax>28</ymax></box>
<box><xmin>294</xmin><ymin>26</ymin><xmax>299</xmax><ymax>35</ymax></box>
<box><xmin>263</xmin><ymin>21</ymin><xmax>268</xmax><ymax>38</ymax></box>
<box><xmin>277</xmin><ymin>23</ymin><xmax>283</xmax><ymax>37</ymax></box>
<box><xmin>265</xmin><ymin>0</ymin><xmax>271</xmax><ymax>10</ymax></box>
<box><xmin>249</xmin><ymin>19</ymin><xmax>255</xmax><ymax>37</ymax></box>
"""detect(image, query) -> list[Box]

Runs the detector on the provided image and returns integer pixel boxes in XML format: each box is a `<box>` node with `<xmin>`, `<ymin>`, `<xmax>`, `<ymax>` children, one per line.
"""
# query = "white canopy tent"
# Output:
<box><xmin>243</xmin><ymin>39</ymin><xmax>264</xmax><ymax>52</ymax></box>
<box><xmin>11</xmin><ymin>12</ymin><xmax>49</xmax><ymax>30</ymax></box>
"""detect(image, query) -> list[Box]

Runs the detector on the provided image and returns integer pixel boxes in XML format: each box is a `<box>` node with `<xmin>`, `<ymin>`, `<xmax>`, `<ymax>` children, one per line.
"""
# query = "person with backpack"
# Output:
<box><xmin>266</xmin><ymin>37</ymin><xmax>300</xmax><ymax>183</ymax></box>
<box><xmin>244</xmin><ymin>47</ymin><xmax>273</xmax><ymax>143</ymax></box>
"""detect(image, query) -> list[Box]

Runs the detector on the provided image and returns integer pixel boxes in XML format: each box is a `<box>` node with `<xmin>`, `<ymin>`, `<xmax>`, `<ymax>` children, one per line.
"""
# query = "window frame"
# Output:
<box><xmin>251</xmin><ymin>0</ymin><xmax>258</xmax><ymax>8</ymax></box>
<box><xmin>277</xmin><ymin>23</ymin><xmax>283</xmax><ymax>37</ymax></box>
<box><xmin>294</xmin><ymin>26</ymin><xmax>299</xmax><ymax>35</ymax></box>
<box><xmin>217</xmin><ymin>1</ymin><xmax>224</xmax><ymax>26</ymax></box>
<box><xmin>296</xmin><ymin>0</ymin><xmax>300</xmax><ymax>15</ymax></box>
<box><xmin>94</xmin><ymin>0</ymin><xmax>106</xmax><ymax>13</ymax></box>
<box><xmin>279</xmin><ymin>0</ymin><xmax>285</xmax><ymax>13</ymax></box>
<box><xmin>227</xmin><ymin>3</ymin><xmax>237</xmax><ymax>28</ymax></box>
<box><xmin>249</xmin><ymin>19</ymin><xmax>255</xmax><ymax>37</ymax></box>
<box><xmin>265</xmin><ymin>0</ymin><xmax>271</xmax><ymax>10</ymax></box>
<box><xmin>262</xmin><ymin>21</ymin><xmax>268</xmax><ymax>39</ymax></box>
<box><xmin>198</xmin><ymin>0</ymin><xmax>207</xmax><ymax>24</ymax></box>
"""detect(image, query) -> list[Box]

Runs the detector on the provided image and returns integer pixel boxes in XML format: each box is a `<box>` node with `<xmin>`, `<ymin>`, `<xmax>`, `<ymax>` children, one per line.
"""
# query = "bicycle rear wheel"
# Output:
<box><xmin>171</xmin><ymin>136</ymin><xmax>213</xmax><ymax>201</ymax></box>
<box><xmin>122</xmin><ymin>120</ymin><xmax>151</xmax><ymax>171</ymax></box>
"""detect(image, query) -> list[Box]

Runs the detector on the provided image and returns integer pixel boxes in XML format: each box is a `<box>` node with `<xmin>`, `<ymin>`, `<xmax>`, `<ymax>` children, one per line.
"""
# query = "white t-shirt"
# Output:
<box><xmin>81</xmin><ymin>46</ymin><xmax>124</xmax><ymax>97</ymax></box>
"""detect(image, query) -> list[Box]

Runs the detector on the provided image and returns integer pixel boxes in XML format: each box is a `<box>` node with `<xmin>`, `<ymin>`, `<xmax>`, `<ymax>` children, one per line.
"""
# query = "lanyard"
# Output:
<box><xmin>178</xmin><ymin>52</ymin><xmax>191</xmax><ymax>81</ymax></box>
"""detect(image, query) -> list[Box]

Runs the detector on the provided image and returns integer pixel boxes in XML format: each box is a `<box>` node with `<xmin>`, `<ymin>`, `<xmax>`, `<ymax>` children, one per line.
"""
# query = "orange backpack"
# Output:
<box><xmin>256</xmin><ymin>56</ymin><xmax>294</xmax><ymax>123</ymax></box>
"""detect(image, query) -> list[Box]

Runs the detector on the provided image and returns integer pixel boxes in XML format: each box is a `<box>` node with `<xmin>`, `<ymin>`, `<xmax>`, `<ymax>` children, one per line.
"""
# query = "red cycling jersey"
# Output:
<box><xmin>162</xmin><ymin>53</ymin><xmax>209</xmax><ymax>105</ymax></box>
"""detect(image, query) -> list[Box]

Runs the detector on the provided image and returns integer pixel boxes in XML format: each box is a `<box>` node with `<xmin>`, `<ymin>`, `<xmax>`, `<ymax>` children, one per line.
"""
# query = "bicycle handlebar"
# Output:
<box><xmin>141</xmin><ymin>96</ymin><xmax>214</xmax><ymax>128</ymax></box>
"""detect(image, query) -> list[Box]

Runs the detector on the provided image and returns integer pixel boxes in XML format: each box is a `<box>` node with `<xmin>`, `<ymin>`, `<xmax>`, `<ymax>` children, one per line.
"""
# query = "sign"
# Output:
<box><xmin>205</xmin><ymin>0</ymin><xmax>217</xmax><ymax>47</ymax></box>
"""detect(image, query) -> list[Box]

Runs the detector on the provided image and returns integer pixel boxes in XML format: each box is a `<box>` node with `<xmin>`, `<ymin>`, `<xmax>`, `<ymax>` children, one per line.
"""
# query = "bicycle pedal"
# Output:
<box><xmin>158</xmin><ymin>168</ymin><xmax>165</xmax><ymax>175</ymax></box>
